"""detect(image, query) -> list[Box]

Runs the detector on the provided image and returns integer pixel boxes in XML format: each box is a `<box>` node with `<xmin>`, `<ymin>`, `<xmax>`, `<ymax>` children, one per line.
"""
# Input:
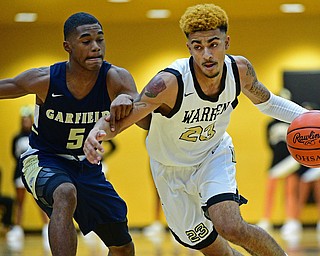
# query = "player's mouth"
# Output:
<box><xmin>203</xmin><ymin>62</ymin><xmax>217</xmax><ymax>69</ymax></box>
<box><xmin>86</xmin><ymin>56</ymin><xmax>103</xmax><ymax>62</ymax></box>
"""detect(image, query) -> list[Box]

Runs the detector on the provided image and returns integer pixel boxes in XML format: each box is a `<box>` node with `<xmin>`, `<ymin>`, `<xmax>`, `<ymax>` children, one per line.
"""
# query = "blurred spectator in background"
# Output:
<box><xmin>0</xmin><ymin>168</ymin><xmax>14</xmax><ymax>237</ymax></box>
<box><xmin>6</xmin><ymin>106</ymin><xmax>49</xmax><ymax>251</ymax></box>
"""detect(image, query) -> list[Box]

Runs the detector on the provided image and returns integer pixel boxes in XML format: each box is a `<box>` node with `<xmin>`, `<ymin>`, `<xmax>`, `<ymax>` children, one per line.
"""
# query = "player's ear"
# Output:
<box><xmin>225</xmin><ymin>36</ymin><xmax>230</xmax><ymax>50</ymax></box>
<box><xmin>63</xmin><ymin>41</ymin><xmax>71</xmax><ymax>53</ymax></box>
<box><xmin>186</xmin><ymin>42</ymin><xmax>192</xmax><ymax>54</ymax></box>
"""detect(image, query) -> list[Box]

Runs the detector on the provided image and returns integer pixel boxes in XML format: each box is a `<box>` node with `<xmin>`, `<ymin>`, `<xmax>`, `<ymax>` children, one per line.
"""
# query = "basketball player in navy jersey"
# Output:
<box><xmin>0</xmin><ymin>12</ymin><xmax>149</xmax><ymax>256</ymax></box>
<box><xmin>85</xmin><ymin>4</ymin><xmax>310</xmax><ymax>255</ymax></box>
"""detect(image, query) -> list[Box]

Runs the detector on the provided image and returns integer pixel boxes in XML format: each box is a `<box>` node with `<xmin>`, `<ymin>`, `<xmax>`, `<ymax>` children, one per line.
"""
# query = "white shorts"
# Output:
<box><xmin>150</xmin><ymin>134</ymin><xmax>242</xmax><ymax>249</ymax></box>
<box><xmin>14</xmin><ymin>176</ymin><xmax>25</xmax><ymax>189</ymax></box>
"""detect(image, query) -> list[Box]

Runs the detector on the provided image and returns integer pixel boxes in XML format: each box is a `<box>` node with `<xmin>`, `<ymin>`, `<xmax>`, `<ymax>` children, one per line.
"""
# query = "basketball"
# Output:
<box><xmin>286</xmin><ymin>110</ymin><xmax>320</xmax><ymax>167</ymax></box>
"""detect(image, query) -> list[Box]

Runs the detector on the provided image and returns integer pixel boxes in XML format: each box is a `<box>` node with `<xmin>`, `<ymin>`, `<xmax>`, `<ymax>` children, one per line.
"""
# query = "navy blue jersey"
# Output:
<box><xmin>30</xmin><ymin>61</ymin><xmax>111</xmax><ymax>156</ymax></box>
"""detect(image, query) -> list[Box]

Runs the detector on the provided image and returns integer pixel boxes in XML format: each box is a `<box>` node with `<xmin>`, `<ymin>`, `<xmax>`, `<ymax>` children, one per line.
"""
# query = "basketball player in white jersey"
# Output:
<box><xmin>84</xmin><ymin>4</ymin><xmax>307</xmax><ymax>255</ymax></box>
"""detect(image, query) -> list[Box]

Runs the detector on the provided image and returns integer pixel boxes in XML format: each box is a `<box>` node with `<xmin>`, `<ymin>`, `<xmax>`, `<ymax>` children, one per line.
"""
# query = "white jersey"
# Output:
<box><xmin>146</xmin><ymin>55</ymin><xmax>241</xmax><ymax>166</ymax></box>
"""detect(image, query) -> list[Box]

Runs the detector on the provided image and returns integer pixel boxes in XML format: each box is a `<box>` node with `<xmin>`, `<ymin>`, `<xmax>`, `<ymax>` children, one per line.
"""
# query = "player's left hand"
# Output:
<box><xmin>84</xmin><ymin>127</ymin><xmax>106</xmax><ymax>164</ymax></box>
<box><xmin>109</xmin><ymin>94</ymin><xmax>133</xmax><ymax>131</ymax></box>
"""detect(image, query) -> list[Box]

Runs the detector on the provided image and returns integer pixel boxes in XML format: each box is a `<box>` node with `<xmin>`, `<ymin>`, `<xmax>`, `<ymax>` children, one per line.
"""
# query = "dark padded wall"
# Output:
<box><xmin>284</xmin><ymin>71</ymin><xmax>320</xmax><ymax>108</ymax></box>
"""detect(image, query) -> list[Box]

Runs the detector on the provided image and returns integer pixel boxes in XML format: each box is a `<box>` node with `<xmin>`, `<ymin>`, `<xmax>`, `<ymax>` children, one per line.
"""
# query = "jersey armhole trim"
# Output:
<box><xmin>227</xmin><ymin>55</ymin><xmax>241</xmax><ymax>109</ymax></box>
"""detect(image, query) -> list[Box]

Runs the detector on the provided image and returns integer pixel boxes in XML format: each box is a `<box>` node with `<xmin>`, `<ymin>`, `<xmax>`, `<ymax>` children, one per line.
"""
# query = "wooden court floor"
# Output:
<box><xmin>0</xmin><ymin>228</ymin><xmax>320</xmax><ymax>256</ymax></box>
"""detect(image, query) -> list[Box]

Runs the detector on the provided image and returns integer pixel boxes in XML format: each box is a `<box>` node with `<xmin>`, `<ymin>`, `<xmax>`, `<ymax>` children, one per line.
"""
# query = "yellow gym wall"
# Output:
<box><xmin>0</xmin><ymin>15</ymin><xmax>320</xmax><ymax>230</ymax></box>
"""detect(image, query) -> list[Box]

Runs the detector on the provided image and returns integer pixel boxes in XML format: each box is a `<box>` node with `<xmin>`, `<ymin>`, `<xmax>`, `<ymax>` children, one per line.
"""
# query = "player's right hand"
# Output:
<box><xmin>84</xmin><ymin>127</ymin><xmax>106</xmax><ymax>164</ymax></box>
<box><xmin>109</xmin><ymin>94</ymin><xmax>133</xmax><ymax>131</ymax></box>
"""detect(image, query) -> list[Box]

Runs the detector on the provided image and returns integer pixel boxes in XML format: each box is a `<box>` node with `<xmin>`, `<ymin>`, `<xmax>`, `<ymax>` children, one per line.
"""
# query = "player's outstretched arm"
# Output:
<box><xmin>84</xmin><ymin>71</ymin><xmax>176</xmax><ymax>164</ymax></box>
<box><xmin>108</xmin><ymin>93</ymin><xmax>134</xmax><ymax>132</ymax></box>
<box><xmin>0</xmin><ymin>68</ymin><xmax>49</xmax><ymax>101</ymax></box>
<box><xmin>0</xmin><ymin>78</ymin><xmax>29</xmax><ymax>99</ymax></box>
<box><xmin>235</xmin><ymin>55</ymin><xmax>308</xmax><ymax>123</ymax></box>
<box><xmin>107</xmin><ymin>66</ymin><xmax>152</xmax><ymax>131</ymax></box>
<box><xmin>235</xmin><ymin>55</ymin><xmax>270</xmax><ymax>104</ymax></box>
<box><xmin>84</xmin><ymin>93</ymin><xmax>158</xmax><ymax>164</ymax></box>
<box><xmin>112</xmin><ymin>71</ymin><xmax>177</xmax><ymax>134</ymax></box>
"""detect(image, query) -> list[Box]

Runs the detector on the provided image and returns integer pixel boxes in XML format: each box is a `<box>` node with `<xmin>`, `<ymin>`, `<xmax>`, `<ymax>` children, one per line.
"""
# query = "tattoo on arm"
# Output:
<box><xmin>246</xmin><ymin>61</ymin><xmax>269</xmax><ymax>102</ymax></box>
<box><xmin>246</xmin><ymin>61</ymin><xmax>258</xmax><ymax>84</ymax></box>
<box><xmin>144</xmin><ymin>76</ymin><xmax>166</xmax><ymax>98</ymax></box>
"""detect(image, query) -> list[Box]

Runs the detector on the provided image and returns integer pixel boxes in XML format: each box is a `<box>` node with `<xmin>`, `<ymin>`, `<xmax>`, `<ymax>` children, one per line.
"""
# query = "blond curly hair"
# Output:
<box><xmin>179</xmin><ymin>4</ymin><xmax>228</xmax><ymax>37</ymax></box>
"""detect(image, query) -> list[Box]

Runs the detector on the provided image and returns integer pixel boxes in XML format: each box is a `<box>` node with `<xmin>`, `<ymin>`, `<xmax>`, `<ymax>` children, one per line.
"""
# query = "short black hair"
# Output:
<box><xmin>64</xmin><ymin>12</ymin><xmax>102</xmax><ymax>40</ymax></box>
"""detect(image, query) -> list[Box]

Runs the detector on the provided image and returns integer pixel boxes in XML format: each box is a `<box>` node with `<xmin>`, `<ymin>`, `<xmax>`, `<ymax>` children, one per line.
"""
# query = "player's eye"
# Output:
<box><xmin>210</xmin><ymin>42</ymin><xmax>219</xmax><ymax>48</ymax></box>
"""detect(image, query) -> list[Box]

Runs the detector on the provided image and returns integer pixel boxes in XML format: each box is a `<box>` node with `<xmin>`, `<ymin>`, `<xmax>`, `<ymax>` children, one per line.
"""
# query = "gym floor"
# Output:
<box><xmin>0</xmin><ymin>227</ymin><xmax>320</xmax><ymax>256</ymax></box>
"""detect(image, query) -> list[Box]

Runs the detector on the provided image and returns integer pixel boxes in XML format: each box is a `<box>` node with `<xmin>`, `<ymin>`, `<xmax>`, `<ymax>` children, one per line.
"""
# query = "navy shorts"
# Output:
<box><xmin>21</xmin><ymin>153</ymin><xmax>131</xmax><ymax>246</ymax></box>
